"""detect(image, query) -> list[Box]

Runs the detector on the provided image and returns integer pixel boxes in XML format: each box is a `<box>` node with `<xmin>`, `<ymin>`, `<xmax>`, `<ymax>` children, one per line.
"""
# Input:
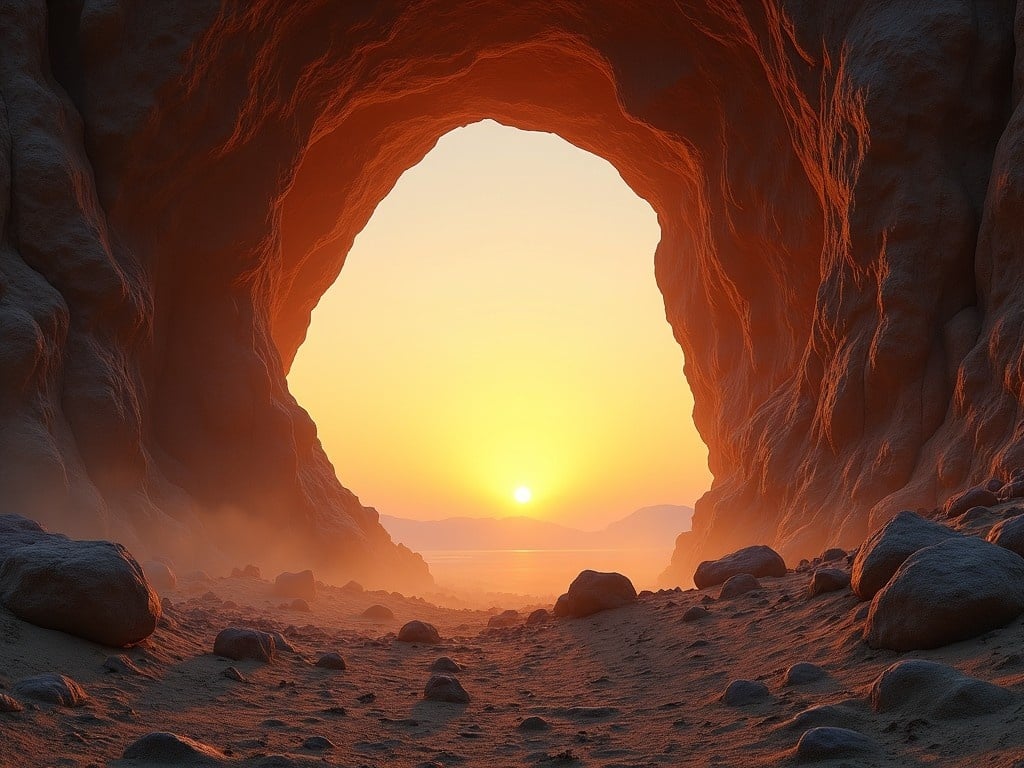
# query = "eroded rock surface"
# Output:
<box><xmin>851</xmin><ymin>511</ymin><xmax>959</xmax><ymax>600</ymax></box>
<box><xmin>553</xmin><ymin>570</ymin><xmax>637</xmax><ymax>618</ymax></box>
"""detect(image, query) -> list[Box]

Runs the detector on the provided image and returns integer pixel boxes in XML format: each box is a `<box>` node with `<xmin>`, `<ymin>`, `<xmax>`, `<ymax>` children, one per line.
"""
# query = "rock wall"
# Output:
<box><xmin>1</xmin><ymin>0</ymin><xmax>1021</xmax><ymax>587</ymax></box>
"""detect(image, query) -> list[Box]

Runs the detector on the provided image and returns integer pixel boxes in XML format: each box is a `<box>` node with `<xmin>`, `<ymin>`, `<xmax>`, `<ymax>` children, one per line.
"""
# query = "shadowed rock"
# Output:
<box><xmin>682</xmin><ymin>606</ymin><xmax>708</xmax><ymax>622</ymax></box>
<box><xmin>870</xmin><ymin>659</ymin><xmax>1013</xmax><ymax>719</ymax></box>
<box><xmin>424</xmin><ymin>674</ymin><xmax>470</xmax><ymax>703</ymax></box>
<box><xmin>808</xmin><ymin>568</ymin><xmax>849</xmax><ymax>597</ymax></box>
<box><xmin>0</xmin><ymin>694</ymin><xmax>23</xmax><ymax>713</ymax></box>
<box><xmin>273</xmin><ymin>570</ymin><xmax>317</xmax><ymax>601</ymax></box>
<box><xmin>987</xmin><ymin>513</ymin><xmax>1024</xmax><ymax>557</ymax></box>
<box><xmin>487</xmin><ymin>609</ymin><xmax>521</xmax><ymax>628</ymax></box>
<box><xmin>820</xmin><ymin>548</ymin><xmax>846</xmax><ymax>563</ymax></box>
<box><xmin>851</xmin><ymin>511</ymin><xmax>959</xmax><ymax>600</ymax></box>
<box><xmin>122</xmin><ymin>732</ymin><xmax>226</xmax><ymax>764</ymax></box>
<box><xmin>693</xmin><ymin>546</ymin><xmax>786</xmax><ymax>589</ymax></box>
<box><xmin>526</xmin><ymin>608</ymin><xmax>549</xmax><ymax>625</ymax></box>
<box><xmin>865</xmin><ymin>536</ymin><xmax>1024</xmax><ymax>650</ymax></box>
<box><xmin>142</xmin><ymin>560</ymin><xmax>177</xmax><ymax>592</ymax></box>
<box><xmin>783</xmin><ymin>663</ymin><xmax>828</xmax><ymax>686</ymax></box>
<box><xmin>722</xmin><ymin>679</ymin><xmax>771</xmax><ymax>707</ymax></box>
<box><xmin>213</xmin><ymin>627</ymin><xmax>276</xmax><ymax>662</ymax></box>
<box><xmin>430</xmin><ymin>656</ymin><xmax>463</xmax><ymax>673</ymax></box>
<box><xmin>12</xmin><ymin>674</ymin><xmax>87</xmax><ymax>708</ymax></box>
<box><xmin>315</xmin><ymin>652</ymin><xmax>347</xmax><ymax>670</ymax></box>
<box><xmin>795</xmin><ymin>727</ymin><xmax>879</xmax><ymax>761</ymax></box>
<box><xmin>944</xmin><ymin>486</ymin><xmax>999</xmax><ymax>518</ymax></box>
<box><xmin>397</xmin><ymin>620</ymin><xmax>441</xmax><ymax>644</ymax></box>
<box><xmin>553</xmin><ymin>570</ymin><xmax>637</xmax><ymax>618</ymax></box>
<box><xmin>0</xmin><ymin>532</ymin><xmax>160</xmax><ymax>647</ymax></box>
<box><xmin>518</xmin><ymin>715</ymin><xmax>551</xmax><ymax>731</ymax></box>
<box><xmin>361</xmin><ymin>604</ymin><xmax>394</xmax><ymax>620</ymax></box>
<box><xmin>719</xmin><ymin>573</ymin><xmax>760</xmax><ymax>599</ymax></box>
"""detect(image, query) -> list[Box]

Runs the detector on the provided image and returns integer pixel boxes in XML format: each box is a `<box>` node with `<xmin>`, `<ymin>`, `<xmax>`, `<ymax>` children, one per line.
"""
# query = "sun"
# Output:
<box><xmin>513</xmin><ymin>486</ymin><xmax>532</xmax><ymax>504</ymax></box>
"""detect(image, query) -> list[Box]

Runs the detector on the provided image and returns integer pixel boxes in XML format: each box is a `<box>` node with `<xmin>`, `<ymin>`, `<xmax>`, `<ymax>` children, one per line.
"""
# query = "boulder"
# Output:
<box><xmin>361</xmin><ymin>604</ymin><xmax>394</xmax><ymax>620</ymax></box>
<box><xmin>525</xmin><ymin>608</ymin><xmax>549</xmax><ymax>625</ymax></box>
<box><xmin>268</xmin><ymin>631</ymin><xmax>297</xmax><ymax>653</ymax></box>
<box><xmin>795</xmin><ymin>727</ymin><xmax>879</xmax><ymax>761</ymax></box>
<box><xmin>12</xmin><ymin>674</ymin><xmax>88</xmax><ymax>707</ymax></box>
<box><xmin>213</xmin><ymin>627</ymin><xmax>276</xmax><ymax>662</ymax></box>
<box><xmin>142</xmin><ymin>560</ymin><xmax>177</xmax><ymax>592</ymax></box>
<box><xmin>865</xmin><ymin>536</ymin><xmax>1024</xmax><ymax>650</ymax></box>
<box><xmin>552</xmin><ymin>570</ymin><xmax>637</xmax><ymax>618</ymax></box>
<box><xmin>693</xmin><ymin>545</ymin><xmax>786</xmax><ymax>589</ymax></box>
<box><xmin>0</xmin><ymin>537</ymin><xmax>161</xmax><ymax>647</ymax></box>
<box><xmin>850</xmin><ymin>510</ymin><xmax>958</xmax><ymax>600</ymax></box>
<box><xmin>487</xmin><ymin>609</ymin><xmax>520</xmax><ymax>628</ymax></box>
<box><xmin>315</xmin><ymin>652</ymin><xmax>347</xmax><ymax>670</ymax></box>
<box><xmin>397</xmin><ymin>620</ymin><xmax>441</xmax><ymax>644</ymax></box>
<box><xmin>820</xmin><ymin>547</ymin><xmax>846</xmax><ymax>562</ymax></box>
<box><xmin>808</xmin><ymin>568</ymin><xmax>849</xmax><ymax>597</ymax></box>
<box><xmin>0</xmin><ymin>514</ymin><xmax>47</xmax><ymax>560</ymax></box>
<box><xmin>998</xmin><ymin>480</ymin><xmax>1024</xmax><ymax>501</ymax></box>
<box><xmin>682</xmin><ymin>606</ymin><xmax>708</xmax><ymax>622</ymax></box>
<box><xmin>273</xmin><ymin>570</ymin><xmax>317</xmax><ymax>601</ymax></box>
<box><xmin>870</xmin><ymin>659</ymin><xmax>1012</xmax><ymax>719</ymax></box>
<box><xmin>722</xmin><ymin>679</ymin><xmax>771</xmax><ymax>706</ymax></box>
<box><xmin>783</xmin><ymin>663</ymin><xmax>828</xmax><ymax>686</ymax></box>
<box><xmin>122</xmin><ymin>732</ymin><xmax>226</xmax><ymax>764</ymax></box>
<box><xmin>944</xmin><ymin>486</ymin><xmax>998</xmax><ymax>518</ymax></box>
<box><xmin>430</xmin><ymin>656</ymin><xmax>463</xmax><ymax>673</ymax></box>
<box><xmin>424</xmin><ymin>674</ymin><xmax>470</xmax><ymax>703</ymax></box>
<box><xmin>987</xmin><ymin>513</ymin><xmax>1024</xmax><ymax>558</ymax></box>
<box><xmin>718</xmin><ymin>573</ymin><xmax>760</xmax><ymax>599</ymax></box>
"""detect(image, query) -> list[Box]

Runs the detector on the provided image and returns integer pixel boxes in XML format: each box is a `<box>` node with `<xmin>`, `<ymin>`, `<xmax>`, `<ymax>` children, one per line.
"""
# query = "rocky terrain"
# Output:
<box><xmin>5</xmin><ymin>480</ymin><xmax>1024</xmax><ymax>766</ymax></box>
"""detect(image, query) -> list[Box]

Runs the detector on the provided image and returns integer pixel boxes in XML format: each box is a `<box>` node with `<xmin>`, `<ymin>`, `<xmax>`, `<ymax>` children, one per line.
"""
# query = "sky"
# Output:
<box><xmin>287</xmin><ymin>119</ymin><xmax>711</xmax><ymax>531</ymax></box>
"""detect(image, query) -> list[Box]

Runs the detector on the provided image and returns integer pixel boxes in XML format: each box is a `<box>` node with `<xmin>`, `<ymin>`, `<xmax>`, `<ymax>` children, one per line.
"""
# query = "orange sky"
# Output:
<box><xmin>287</xmin><ymin>120</ymin><xmax>711</xmax><ymax>530</ymax></box>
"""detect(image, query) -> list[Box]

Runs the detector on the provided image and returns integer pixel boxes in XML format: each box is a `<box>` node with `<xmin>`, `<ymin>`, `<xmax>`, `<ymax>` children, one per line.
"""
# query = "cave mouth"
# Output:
<box><xmin>287</xmin><ymin>119</ymin><xmax>710</xmax><ymax>597</ymax></box>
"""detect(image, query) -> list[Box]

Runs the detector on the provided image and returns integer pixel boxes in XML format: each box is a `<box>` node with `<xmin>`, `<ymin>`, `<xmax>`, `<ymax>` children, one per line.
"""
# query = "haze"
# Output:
<box><xmin>288</xmin><ymin>120</ymin><xmax>711</xmax><ymax>530</ymax></box>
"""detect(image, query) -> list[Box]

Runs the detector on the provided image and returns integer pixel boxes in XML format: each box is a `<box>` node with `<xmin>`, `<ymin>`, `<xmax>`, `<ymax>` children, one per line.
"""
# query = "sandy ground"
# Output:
<box><xmin>3</xmin><ymin>565</ymin><xmax>1024</xmax><ymax>767</ymax></box>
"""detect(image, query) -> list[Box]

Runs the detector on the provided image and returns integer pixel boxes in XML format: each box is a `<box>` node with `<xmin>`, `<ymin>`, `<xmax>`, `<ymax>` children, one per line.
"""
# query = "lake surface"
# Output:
<box><xmin>420</xmin><ymin>547</ymin><xmax>673</xmax><ymax>602</ymax></box>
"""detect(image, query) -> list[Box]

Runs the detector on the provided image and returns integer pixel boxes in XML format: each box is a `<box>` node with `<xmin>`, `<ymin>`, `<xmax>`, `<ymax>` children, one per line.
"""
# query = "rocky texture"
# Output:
<box><xmin>361</xmin><ymin>604</ymin><xmax>395</xmax><ymax>620</ymax></box>
<box><xmin>944</xmin><ymin>486</ymin><xmax>999</xmax><ymax>518</ymax></box>
<box><xmin>142</xmin><ymin>560</ymin><xmax>177</xmax><ymax>592</ymax></box>
<box><xmin>808</xmin><ymin>568</ymin><xmax>850</xmax><ymax>597</ymax></box>
<box><xmin>424</xmin><ymin>674</ymin><xmax>471</xmax><ymax>704</ymax></box>
<box><xmin>553</xmin><ymin>570</ymin><xmax>637</xmax><ymax>618</ymax></box>
<box><xmin>865</xmin><ymin>537</ymin><xmax>1024</xmax><ymax>650</ymax></box>
<box><xmin>694</xmin><ymin>546</ymin><xmax>787</xmax><ymax>589</ymax></box>
<box><xmin>1</xmin><ymin>1</ymin><xmax>1024</xmax><ymax>582</ymax></box>
<box><xmin>851</xmin><ymin>511</ymin><xmax>959</xmax><ymax>600</ymax></box>
<box><xmin>869</xmin><ymin>659</ymin><xmax>1013</xmax><ymax>719</ymax></box>
<box><xmin>397</xmin><ymin>620</ymin><xmax>441</xmax><ymax>645</ymax></box>
<box><xmin>315</xmin><ymin>652</ymin><xmax>347</xmax><ymax>670</ymax></box>
<box><xmin>794</xmin><ymin>727</ymin><xmax>880</xmax><ymax>762</ymax></box>
<box><xmin>783</xmin><ymin>663</ymin><xmax>828</xmax><ymax>687</ymax></box>
<box><xmin>212</xmin><ymin>627</ymin><xmax>276</xmax><ymax>662</ymax></box>
<box><xmin>122</xmin><ymin>732</ymin><xmax>226</xmax><ymax>764</ymax></box>
<box><xmin>273</xmin><ymin>570</ymin><xmax>317</xmax><ymax>601</ymax></box>
<box><xmin>719</xmin><ymin>573</ymin><xmax>761</xmax><ymax>599</ymax></box>
<box><xmin>722</xmin><ymin>679</ymin><xmax>771</xmax><ymax>707</ymax></box>
<box><xmin>12</xmin><ymin>674</ymin><xmax>88</xmax><ymax>708</ymax></box>
<box><xmin>0</xmin><ymin>529</ymin><xmax>161</xmax><ymax>646</ymax></box>
<box><xmin>986</xmin><ymin>513</ymin><xmax>1024</xmax><ymax>557</ymax></box>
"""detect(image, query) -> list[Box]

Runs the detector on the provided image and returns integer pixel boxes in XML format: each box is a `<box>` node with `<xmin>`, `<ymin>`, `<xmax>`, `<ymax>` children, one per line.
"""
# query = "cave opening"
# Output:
<box><xmin>287</xmin><ymin>119</ymin><xmax>710</xmax><ymax>598</ymax></box>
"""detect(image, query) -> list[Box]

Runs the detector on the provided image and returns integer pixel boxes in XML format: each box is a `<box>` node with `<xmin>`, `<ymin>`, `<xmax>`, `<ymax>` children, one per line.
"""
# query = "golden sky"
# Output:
<box><xmin>287</xmin><ymin>120</ymin><xmax>711</xmax><ymax>530</ymax></box>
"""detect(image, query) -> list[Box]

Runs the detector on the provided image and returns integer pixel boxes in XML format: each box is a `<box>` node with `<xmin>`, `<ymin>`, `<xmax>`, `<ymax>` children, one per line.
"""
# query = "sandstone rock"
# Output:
<box><xmin>552</xmin><ymin>570</ymin><xmax>637</xmax><ymax>618</ymax></box>
<box><xmin>998</xmin><ymin>480</ymin><xmax>1024</xmax><ymax>501</ymax></box>
<box><xmin>987</xmin><ymin>513</ymin><xmax>1024</xmax><ymax>557</ymax></box>
<box><xmin>820</xmin><ymin>548</ymin><xmax>846</xmax><ymax>562</ymax></box>
<box><xmin>424</xmin><ymin>674</ymin><xmax>470</xmax><ymax>703</ymax></box>
<box><xmin>0</xmin><ymin>694</ymin><xmax>23</xmax><ymax>713</ymax></box>
<box><xmin>315</xmin><ymin>652</ymin><xmax>347</xmax><ymax>670</ymax></box>
<box><xmin>525</xmin><ymin>608</ymin><xmax>549</xmax><ymax>625</ymax></box>
<box><xmin>783</xmin><ymin>663</ymin><xmax>828</xmax><ymax>686</ymax></box>
<box><xmin>122</xmin><ymin>732</ymin><xmax>226</xmax><ymax>764</ymax></box>
<box><xmin>718</xmin><ymin>573</ymin><xmax>760</xmax><ymax>599</ymax></box>
<box><xmin>795</xmin><ymin>727</ymin><xmax>879</xmax><ymax>761</ymax></box>
<box><xmin>341</xmin><ymin>580</ymin><xmax>364</xmax><ymax>594</ymax></box>
<box><xmin>808</xmin><ymin>568</ymin><xmax>849</xmax><ymax>597</ymax></box>
<box><xmin>870</xmin><ymin>659</ymin><xmax>1012</xmax><ymax>719</ymax></box>
<box><xmin>850</xmin><ymin>511</ymin><xmax>958</xmax><ymax>600</ymax></box>
<box><xmin>865</xmin><ymin>536</ymin><xmax>1024</xmax><ymax>650</ymax></box>
<box><xmin>361</xmin><ymin>604</ymin><xmax>394</xmax><ymax>620</ymax></box>
<box><xmin>0</xmin><ymin>536</ymin><xmax>160</xmax><ymax>646</ymax></box>
<box><xmin>143</xmin><ymin>560</ymin><xmax>177</xmax><ymax>592</ymax></box>
<box><xmin>273</xmin><ymin>570</ymin><xmax>316</xmax><ymax>601</ymax></box>
<box><xmin>397</xmin><ymin>620</ymin><xmax>441</xmax><ymax>644</ymax></box>
<box><xmin>693</xmin><ymin>546</ymin><xmax>786</xmax><ymax>589</ymax></box>
<box><xmin>944</xmin><ymin>486</ymin><xmax>998</xmax><ymax>518</ymax></box>
<box><xmin>682</xmin><ymin>606</ymin><xmax>708</xmax><ymax>622</ymax></box>
<box><xmin>0</xmin><ymin>515</ymin><xmax>47</xmax><ymax>560</ymax></box>
<box><xmin>213</xmin><ymin>627</ymin><xmax>276</xmax><ymax>662</ymax></box>
<box><xmin>222</xmin><ymin>666</ymin><xmax>247</xmax><ymax>682</ymax></box>
<box><xmin>722</xmin><ymin>679</ymin><xmax>770</xmax><ymax>707</ymax></box>
<box><xmin>430</xmin><ymin>656</ymin><xmax>463</xmax><ymax>673</ymax></box>
<box><xmin>12</xmin><ymin>674</ymin><xmax>87</xmax><ymax>707</ymax></box>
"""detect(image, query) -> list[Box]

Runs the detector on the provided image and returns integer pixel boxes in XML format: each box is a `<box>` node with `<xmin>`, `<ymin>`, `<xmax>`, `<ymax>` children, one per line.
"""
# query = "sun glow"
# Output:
<box><xmin>514</xmin><ymin>486</ymin><xmax>533</xmax><ymax>504</ymax></box>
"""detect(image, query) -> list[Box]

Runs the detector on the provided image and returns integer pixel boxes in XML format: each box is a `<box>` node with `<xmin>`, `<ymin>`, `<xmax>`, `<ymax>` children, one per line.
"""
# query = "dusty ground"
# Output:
<box><xmin>3</xmin><ymin>565</ymin><xmax>1024</xmax><ymax>767</ymax></box>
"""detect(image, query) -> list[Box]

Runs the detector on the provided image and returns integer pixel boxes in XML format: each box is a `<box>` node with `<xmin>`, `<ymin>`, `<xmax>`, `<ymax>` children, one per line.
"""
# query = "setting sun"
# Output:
<box><xmin>514</xmin><ymin>486</ymin><xmax>533</xmax><ymax>504</ymax></box>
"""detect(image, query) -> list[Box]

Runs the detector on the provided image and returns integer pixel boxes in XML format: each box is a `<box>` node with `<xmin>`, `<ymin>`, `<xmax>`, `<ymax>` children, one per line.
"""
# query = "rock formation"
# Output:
<box><xmin>1</xmin><ymin>1</ymin><xmax>1022</xmax><ymax>585</ymax></box>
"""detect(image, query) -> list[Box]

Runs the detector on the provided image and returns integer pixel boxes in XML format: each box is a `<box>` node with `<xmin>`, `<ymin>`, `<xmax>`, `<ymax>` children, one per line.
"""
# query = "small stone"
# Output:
<box><xmin>103</xmin><ymin>654</ymin><xmax>144</xmax><ymax>676</ymax></box>
<box><xmin>223</xmin><ymin>666</ymin><xmax>247</xmax><ymax>682</ymax></box>
<box><xmin>273</xmin><ymin>570</ymin><xmax>317</xmax><ymax>601</ymax></box>
<box><xmin>718</xmin><ymin>573</ymin><xmax>760</xmax><ymax>599</ymax></box>
<box><xmin>315</xmin><ymin>653</ymin><xmax>347</xmax><ymax>670</ymax></box>
<box><xmin>361</xmin><ymin>604</ymin><xmax>395</xmax><ymax>620</ymax></box>
<box><xmin>424</xmin><ymin>674</ymin><xmax>470</xmax><ymax>703</ymax></box>
<box><xmin>12</xmin><ymin>674</ymin><xmax>88</xmax><ymax>708</ymax></box>
<box><xmin>722</xmin><ymin>679</ymin><xmax>770</xmax><ymax>706</ymax></box>
<box><xmin>430</xmin><ymin>656</ymin><xmax>463</xmax><ymax>673</ymax></box>
<box><xmin>397</xmin><ymin>620</ymin><xmax>441</xmax><ymax>644</ymax></box>
<box><xmin>820</xmin><ymin>547</ymin><xmax>846</xmax><ymax>562</ymax></box>
<box><xmin>525</xmin><ymin>608</ymin><xmax>549</xmax><ymax>625</ymax></box>
<box><xmin>851</xmin><ymin>510</ymin><xmax>959</xmax><ymax>599</ymax></box>
<box><xmin>269</xmin><ymin>631</ymin><xmax>297</xmax><ymax>653</ymax></box>
<box><xmin>682</xmin><ymin>606</ymin><xmax>708</xmax><ymax>622</ymax></box>
<box><xmin>301</xmin><ymin>736</ymin><xmax>335</xmax><ymax>751</ymax></box>
<box><xmin>213</xmin><ymin>627</ymin><xmax>276</xmax><ymax>662</ymax></box>
<box><xmin>808</xmin><ymin>568</ymin><xmax>849</xmax><ymax>597</ymax></box>
<box><xmin>122</xmin><ymin>731</ymin><xmax>226</xmax><ymax>763</ymax></box>
<box><xmin>795</xmin><ymin>727</ymin><xmax>879</xmax><ymax>761</ymax></box>
<box><xmin>783</xmin><ymin>663</ymin><xmax>828</xmax><ymax>686</ymax></box>
<box><xmin>518</xmin><ymin>715</ymin><xmax>551</xmax><ymax>731</ymax></box>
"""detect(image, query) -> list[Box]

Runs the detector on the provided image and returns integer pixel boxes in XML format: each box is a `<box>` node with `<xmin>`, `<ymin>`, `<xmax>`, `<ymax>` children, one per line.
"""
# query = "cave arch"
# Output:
<box><xmin>1</xmin><ymin>1</ymin><xmax>1019</xmax><ymax>587</ymax></box>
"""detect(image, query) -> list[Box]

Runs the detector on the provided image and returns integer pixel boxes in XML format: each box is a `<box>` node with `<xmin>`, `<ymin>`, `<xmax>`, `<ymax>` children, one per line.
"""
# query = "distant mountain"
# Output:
<box><xmin>380</xmin><ymin>504</ymin><xmax>693</xmax><ymax>552</ymax></box>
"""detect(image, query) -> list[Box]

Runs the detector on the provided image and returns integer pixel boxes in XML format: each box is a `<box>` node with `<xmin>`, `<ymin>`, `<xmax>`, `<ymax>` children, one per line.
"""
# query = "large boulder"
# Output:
<box><xmin>273</xmin><ymin>570</ymin><xmax>317</xmax><ymax>601</ymax></box>
<box><xmin>870</xmin><ymin>659</ymin><xmax>1013</xmax><ymax>719</ymax></box>
<box><xmin>693</xmin><ymin>546</ymin><xmax>786</xmax><ymax>589</ymax></box>
<box><xmin>553</xmin><ymin>570</ymin><xmax>637</xmax><ymax>618</ymax></box>
<box><xmin>0</xmin><ymin>536</ymin><xmax>161</xmax><ymax>647</ymax></box>
<box><xmin>865</xmin><ymin>536</ymin><xmax>1024</xmax><ymax>651</ymax></box>
<box><xmin>850</xmin><ymin>511</ymin><xmax>958</xmax><ymax>600</ymax></box>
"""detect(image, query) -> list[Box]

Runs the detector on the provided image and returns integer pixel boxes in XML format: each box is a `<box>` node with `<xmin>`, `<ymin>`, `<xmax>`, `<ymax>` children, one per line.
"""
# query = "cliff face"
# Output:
<box><xmin>1</xmin><ymin>1</ymin><xmax>1021</xmax><ymax>586</ymax></box>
